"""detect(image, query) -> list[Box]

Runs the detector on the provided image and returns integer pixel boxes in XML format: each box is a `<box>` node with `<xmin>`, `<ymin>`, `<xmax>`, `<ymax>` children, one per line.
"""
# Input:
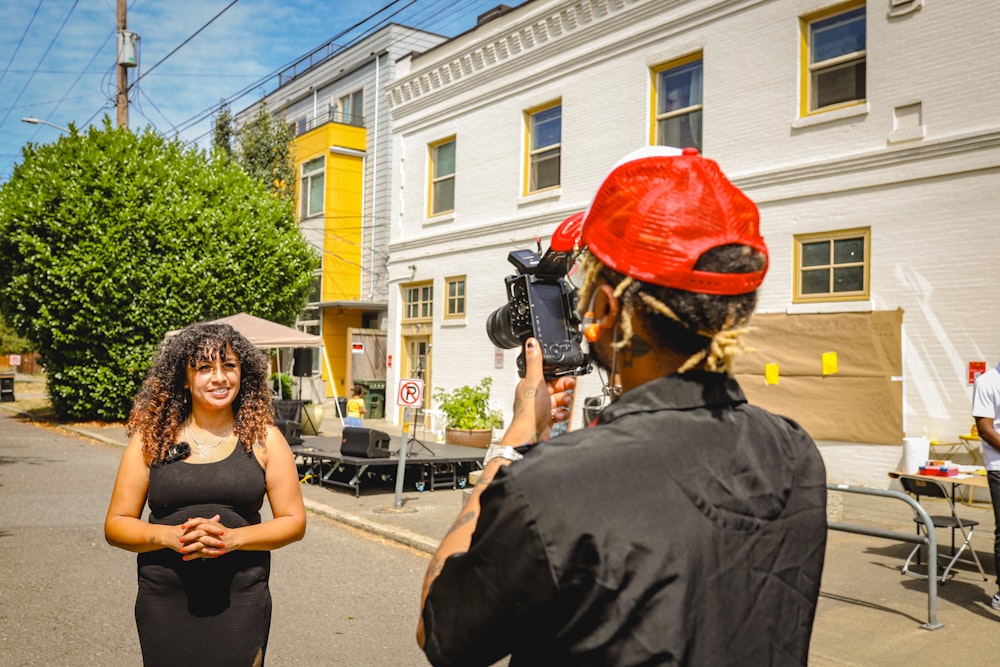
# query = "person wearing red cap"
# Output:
<box><xmin>417</xmin><ymin>147</ymin><xmax>827</xmax><ymax>666</ymax></box>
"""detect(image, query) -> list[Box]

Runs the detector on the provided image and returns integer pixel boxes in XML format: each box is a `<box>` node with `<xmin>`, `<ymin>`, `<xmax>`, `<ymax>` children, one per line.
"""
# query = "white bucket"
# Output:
<box><xmin>901</xmin><ymin>436</ymin><xmax>930</xmax><ymax>473</ymax></box>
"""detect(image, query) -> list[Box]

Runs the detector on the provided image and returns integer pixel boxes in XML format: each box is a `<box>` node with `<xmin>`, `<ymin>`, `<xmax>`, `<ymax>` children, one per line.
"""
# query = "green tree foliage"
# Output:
<box><xmin>0</xmin><ymin>119</ymin><xmax>319</xmax><ymax>421</ymax></box>
<box><xmin>233</xmin><ymin>102</ymin><xmax>295</xmax><ymax>201</ymax></box>
<box><xmin>0</xmin><ymin>313</ymin><xmax>33</xmax><ymax>354</ymax></box>
<box><xmin>212</xmin><ymin>100</ymin><xmax>234</xmax><ymax>160</ymax></box>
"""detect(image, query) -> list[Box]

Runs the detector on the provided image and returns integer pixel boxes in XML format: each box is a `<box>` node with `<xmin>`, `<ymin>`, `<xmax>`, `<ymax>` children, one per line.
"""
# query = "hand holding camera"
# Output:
<box><xmin>486</xmin><ymin>244</ymin><xmax>592</xmax><ymax>380</ymax></box>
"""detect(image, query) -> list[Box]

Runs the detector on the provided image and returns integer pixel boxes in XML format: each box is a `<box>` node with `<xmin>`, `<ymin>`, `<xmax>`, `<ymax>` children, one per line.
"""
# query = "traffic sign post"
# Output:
<box><xmin>393</xmin><ymin>379</ymin><xmax>424</xmax><ymax>509</ymax></box>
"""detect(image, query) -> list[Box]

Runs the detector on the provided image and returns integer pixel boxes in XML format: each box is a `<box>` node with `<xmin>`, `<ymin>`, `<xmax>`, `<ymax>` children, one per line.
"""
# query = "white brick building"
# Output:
<box><xmin>386</xmin><ymin>0</ymin><xmax>1000</xmax><ymax>487</ymax></box>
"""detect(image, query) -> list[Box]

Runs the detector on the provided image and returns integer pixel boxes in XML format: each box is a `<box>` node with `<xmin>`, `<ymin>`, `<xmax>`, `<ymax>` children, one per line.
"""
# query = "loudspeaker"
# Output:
<box><xmin>277</xmin><ymin>419</ymin><xmax>303</xmax><ymax>446</ymax></box>
<box><xmin>292</xmin><ymin>348</ymin><xmax>313</xmax><ymax>377</ymax></box>
<box><xmin>340</xmin><ymin>427</ymin><xmax>391</xmax><ymax>458</ymax></box>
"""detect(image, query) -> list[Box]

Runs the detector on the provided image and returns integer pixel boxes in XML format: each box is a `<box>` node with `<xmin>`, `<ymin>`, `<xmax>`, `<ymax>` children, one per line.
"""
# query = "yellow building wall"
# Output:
<box><xmin>322</xmin><ymin>308</ymin><xmax>363</xmax><ymax>399</ymax></box>
<box><xmin>292</xmin><ymin>122</ymin><xmax>367</xmax><ymax>399</ymax></box>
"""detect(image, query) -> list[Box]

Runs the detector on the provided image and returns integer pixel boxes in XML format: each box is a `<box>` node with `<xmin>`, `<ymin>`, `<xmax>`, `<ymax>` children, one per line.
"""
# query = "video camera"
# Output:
<box><xmin>486</xmin><ymin>243</ymin><xmax>592</xmax><ymax>379</ymax></box>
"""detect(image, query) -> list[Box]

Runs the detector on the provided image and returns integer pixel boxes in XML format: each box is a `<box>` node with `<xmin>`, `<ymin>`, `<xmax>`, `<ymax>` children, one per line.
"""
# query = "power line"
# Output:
<box><xmin>0</xmin><ymin>0</ymin><xmax>81</xmax><ymax>130</ymax></box>
<box><xmin>171</xmin><ymin>0</ymin><xmax>415</xmax><ymax>137</ymax></box>
<box><xmin>31</xmin><ymin>29</ymin><xmax>117</xmax><ymax>137</ymax></box>
<box><xmin>129</xmin><ymin>0</ymin><xmax>241</xmax><ymax>90</ymax></box>
<box><xmin>0</xmin><ymin>0</ymin><xmax>45</xmax><ymax>90</ymax></box>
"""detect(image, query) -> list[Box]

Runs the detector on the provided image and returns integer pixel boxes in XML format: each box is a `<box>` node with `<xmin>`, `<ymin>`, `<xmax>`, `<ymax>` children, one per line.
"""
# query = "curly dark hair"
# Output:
<box><xmin>127</xmin><ymin>323</ymin><xmax>274</xmax><ymax>466</ymax></box>
<box><xmin>578</xmin><ymin>244</ymin><xmax>766</xmax><ymax>373</ymax></box>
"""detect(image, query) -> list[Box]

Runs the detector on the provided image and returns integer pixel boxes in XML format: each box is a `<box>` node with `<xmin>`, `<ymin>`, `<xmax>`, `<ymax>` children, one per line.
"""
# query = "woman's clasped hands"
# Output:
<box><xmin>177</xmin><ymin>514</ymin><xmax>227</xmax><ymax>561</ymax></box>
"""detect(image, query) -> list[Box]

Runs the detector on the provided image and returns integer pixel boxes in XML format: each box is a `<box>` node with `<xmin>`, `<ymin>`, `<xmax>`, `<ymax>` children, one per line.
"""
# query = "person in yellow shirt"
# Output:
<box><xmin>345</xmin><ymin>384</ymin><xmax>367</xmax><ymax>427</ymax></box>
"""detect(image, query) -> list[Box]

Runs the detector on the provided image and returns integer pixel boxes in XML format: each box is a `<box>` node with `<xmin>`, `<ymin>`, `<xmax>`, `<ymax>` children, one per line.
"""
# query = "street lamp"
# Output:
<box><xmin>21</xmin><ymin>117</ymin><xmax>71</xmax><ymax>134</ymax></box>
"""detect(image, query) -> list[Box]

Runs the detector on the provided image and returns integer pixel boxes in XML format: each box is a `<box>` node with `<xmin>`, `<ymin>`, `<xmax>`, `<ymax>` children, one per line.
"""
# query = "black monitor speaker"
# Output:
<box><xmin>341</xmin><ymin>427</ymin><xmax>391</xmax><ymax>458</ymax></box>
<box><xmin>293</xmin><ymin>348</ymin><xmax>313</xmax><ymax>377</ymax></box>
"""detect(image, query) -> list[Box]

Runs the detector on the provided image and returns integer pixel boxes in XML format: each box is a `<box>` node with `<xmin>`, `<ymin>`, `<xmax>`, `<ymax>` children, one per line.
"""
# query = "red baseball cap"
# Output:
<box><xmin>555</xmin><ymin>146</ymin><xmax>768</xmax><ymax>295</ymax></box>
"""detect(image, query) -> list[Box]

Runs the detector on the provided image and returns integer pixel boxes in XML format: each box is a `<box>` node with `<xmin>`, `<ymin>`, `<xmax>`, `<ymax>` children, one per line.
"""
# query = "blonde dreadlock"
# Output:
<box><xmin>576</xmin><ymin>250</ymin><xmax>758</xmax><ymax>374</ymax></box>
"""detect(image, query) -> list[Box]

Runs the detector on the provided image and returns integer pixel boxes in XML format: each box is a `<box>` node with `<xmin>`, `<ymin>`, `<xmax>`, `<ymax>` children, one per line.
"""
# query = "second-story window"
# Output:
<box><xmin>653</xmin><ymin>55</ymin><xmax>703</xmax><ymax>150</ymax></box>
<box><xmin>526</xmin><ymin>101</ymin><xmax>561</xmax><ymax>193</ymax></box>
<box><xmin>300</xmin><ymin>157</ymin><xmax>324</xmax><ymax>219</ymax></box>
<box><xmin>803</xmin><ymin>3</ymin><xmax>866</xmax><ymax>114</ymax></box>
<box><xmin>429</xmin><ymin>138</ymin><xmax>456</xmax><ymax>216</ymax></box>
<box><xmin>338</xmin><ymin>89</ymin><xmax>364</xmax><ymax>125</ymax></box>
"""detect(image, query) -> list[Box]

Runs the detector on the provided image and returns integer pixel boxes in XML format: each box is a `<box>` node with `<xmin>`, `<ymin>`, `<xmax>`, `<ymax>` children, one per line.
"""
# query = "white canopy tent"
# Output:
<box><xmin>167</xmin><ymin>312</ymin><xmax>343</xmax><ymax>424</ymax></box>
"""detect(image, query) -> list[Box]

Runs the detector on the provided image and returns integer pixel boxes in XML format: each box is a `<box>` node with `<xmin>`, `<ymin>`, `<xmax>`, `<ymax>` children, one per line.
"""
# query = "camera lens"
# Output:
<box><xmin>486</xmin><ymin>304</ymin><xmax>522</xmax><ymax>349</ymax></box>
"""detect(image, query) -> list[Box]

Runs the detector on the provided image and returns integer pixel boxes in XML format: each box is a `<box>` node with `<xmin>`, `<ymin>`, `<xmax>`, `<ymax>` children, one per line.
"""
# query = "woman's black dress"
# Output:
<box><xmin>135</xmin><ymin>443</ymin><xmax>270</xmax><ymax>666</ymax></box>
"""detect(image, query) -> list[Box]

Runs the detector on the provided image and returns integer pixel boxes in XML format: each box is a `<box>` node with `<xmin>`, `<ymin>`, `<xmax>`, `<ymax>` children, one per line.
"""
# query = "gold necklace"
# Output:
<box><xmin>185</xmin><ymin>423</ymin><xmax>232</xmax><ymax>458</ymax></box>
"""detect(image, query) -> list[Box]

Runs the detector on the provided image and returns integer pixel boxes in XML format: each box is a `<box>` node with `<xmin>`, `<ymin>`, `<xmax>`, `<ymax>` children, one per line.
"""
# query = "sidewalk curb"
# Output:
<box><xmin>301</xmin><ymin>498</ymin><xmax>440</xmax><ymax>555</ymax></box>
<box><xmin>0</xmin><ymin>407</ymin><xmax>440</xmax><ymax>557</ymax></box>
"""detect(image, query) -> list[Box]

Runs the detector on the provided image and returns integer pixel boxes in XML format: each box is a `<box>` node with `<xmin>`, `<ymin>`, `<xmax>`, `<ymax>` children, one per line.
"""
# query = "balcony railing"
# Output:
<box><xmin>292</xmin><ymin>107</ymin><xmax>365</xmax><ymax>137</ymax></box>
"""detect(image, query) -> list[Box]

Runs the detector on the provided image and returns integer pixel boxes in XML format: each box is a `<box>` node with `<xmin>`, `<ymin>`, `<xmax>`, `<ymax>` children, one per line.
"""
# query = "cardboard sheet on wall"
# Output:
<box><xmin>732</xmin><ymin>309</ymin><xmax>903</xmax><ymax>445</ymax></box>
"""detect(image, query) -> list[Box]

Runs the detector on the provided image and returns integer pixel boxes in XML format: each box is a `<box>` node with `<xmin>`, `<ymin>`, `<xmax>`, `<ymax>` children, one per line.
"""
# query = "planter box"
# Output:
<box><xmin>445</xmin><ymin>428</ymin><xmax>492</xmax><ymax>448</ymax></box>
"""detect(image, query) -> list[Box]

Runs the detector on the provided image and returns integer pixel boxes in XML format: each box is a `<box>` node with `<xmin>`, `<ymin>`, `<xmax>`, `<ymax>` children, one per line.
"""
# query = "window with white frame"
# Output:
<box><xmin>653</xmin><ymin>55</ymin><xmax>703</xmax><ymax>150</ymax></box>
<box><xmin>403</xmin><ymin>281</ymin><xmax>433</xmax><ymax>321</ymax></box>
<box><xmin>794</xmin><ymin>227</ymin><xmax>869</xmax><ymax>302</ymax></box>
<box><xmin>300</xmin><ymin>156</ymin><xmax>324</xmax><ymax>219</ymax></box>
<box><xmin>444</xmin><ymin>276</ymin><xmax>466</xmax><ymax>319</ymax></box>
<box><xmin>526</xmin><ymin>102</ymin><xmax>561</xmax><ymax>193</ymax></box>
<box><xmin>803</xmin><ymin>3</ymin><xmax>866</xmax><ymax>114</ymax></box>
<box><xmin>338</xmin><ymin>89</ymin><xmax>364</xmax><ymax>125</ymax></box>
<box><xmin>429</xmin><ymin>138</ymin><xmax>456</xmax><ymax>216</ymax></box>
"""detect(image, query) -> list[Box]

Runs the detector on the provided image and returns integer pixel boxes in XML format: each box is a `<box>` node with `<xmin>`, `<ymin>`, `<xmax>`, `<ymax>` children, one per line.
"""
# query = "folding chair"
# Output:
<box><xmin>899</xmin><ymin>476</ymin><xmax>988</xmax><ymax>583</ymax></box>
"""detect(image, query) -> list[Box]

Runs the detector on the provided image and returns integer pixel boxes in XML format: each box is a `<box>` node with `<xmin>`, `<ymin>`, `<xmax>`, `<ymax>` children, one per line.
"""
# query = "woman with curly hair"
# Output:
<box><xmin>105</xmin><ymin>322</ymin><xmax>306</xmax><ymax>666</ymax></box>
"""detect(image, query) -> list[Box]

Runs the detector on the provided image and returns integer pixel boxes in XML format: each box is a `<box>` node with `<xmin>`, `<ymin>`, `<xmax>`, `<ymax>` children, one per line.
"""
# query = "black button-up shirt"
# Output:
<box><xmin>422</xmin><ymin>371</ymin><xmax>827</xmax><ymax>666</ymax></box>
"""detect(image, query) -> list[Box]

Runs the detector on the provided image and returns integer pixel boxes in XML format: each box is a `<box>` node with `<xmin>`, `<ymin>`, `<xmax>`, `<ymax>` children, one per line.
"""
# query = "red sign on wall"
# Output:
<box><xmin>969</xmin><ymin>361</ymin><xmax>987</xmax><ymax>384</ymax></box>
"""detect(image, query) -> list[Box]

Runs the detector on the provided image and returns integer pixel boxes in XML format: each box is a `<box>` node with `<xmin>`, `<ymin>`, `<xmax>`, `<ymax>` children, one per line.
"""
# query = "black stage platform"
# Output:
<box><xmin>292</xmin><ymin>439</ymin><xmax>485</xmax><ymax>497</ymax></box>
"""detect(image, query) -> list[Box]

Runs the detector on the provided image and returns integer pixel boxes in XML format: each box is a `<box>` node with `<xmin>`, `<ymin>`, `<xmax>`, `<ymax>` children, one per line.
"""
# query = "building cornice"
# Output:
<box><xmin>390</xmin><ymin>127</ymin><xmax>1000</xmax><ymax>258</ymax></box>
<box><xmin>388</xmin><ymin>0</ymin><xmax>767</xmax><ymax>131</ymax></box>
<box><xmin>733</xmin><ymin>128</ymin><xmax>1000</xmax><ymax>202</ymax></box>
<box><xmin>389</xmin><ymin>0</ymin><xmax>652</xmax><ymax>111</ymax></box>
<box><xmin>389</xmin><ymin>209</ymin><xmax>574</xmax><ymax>260</ymax></box>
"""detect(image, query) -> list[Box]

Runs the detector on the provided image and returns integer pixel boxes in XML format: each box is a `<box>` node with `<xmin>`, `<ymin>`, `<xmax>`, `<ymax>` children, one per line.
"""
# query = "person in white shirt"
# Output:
<box><xmin>971</xmin><ymin>362</ymin><xmax>1000</xmax><ymax>610</ymax></box>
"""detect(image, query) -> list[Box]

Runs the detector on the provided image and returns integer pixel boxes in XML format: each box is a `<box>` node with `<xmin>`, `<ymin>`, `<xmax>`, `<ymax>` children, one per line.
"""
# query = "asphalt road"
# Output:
<box><xmin>0</xmin><ymin>410</ymin><xmax>435</xmax><ymax>666</ymax></box>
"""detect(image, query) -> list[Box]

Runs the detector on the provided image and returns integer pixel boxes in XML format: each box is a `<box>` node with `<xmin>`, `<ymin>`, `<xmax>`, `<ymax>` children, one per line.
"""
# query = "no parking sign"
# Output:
<box><xmin>396</xmin><ymin>378</ymin><xmax>424</xmax><ymax>407</ymax></box>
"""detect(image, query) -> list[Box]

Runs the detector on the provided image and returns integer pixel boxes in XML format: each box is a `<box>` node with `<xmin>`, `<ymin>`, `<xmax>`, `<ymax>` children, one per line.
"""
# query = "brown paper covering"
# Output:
<box><xmin>732</xmin><ymin>309</ymin><xmax>903</xmax><ymax>445</ymax></box>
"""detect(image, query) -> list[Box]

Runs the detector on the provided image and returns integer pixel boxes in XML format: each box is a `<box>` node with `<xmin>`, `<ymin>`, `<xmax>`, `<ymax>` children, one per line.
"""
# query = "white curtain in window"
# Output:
<box><xmin>689</xmin><ymin>65</ymin><xmax>703</xmax><ymax>143</ymax></box>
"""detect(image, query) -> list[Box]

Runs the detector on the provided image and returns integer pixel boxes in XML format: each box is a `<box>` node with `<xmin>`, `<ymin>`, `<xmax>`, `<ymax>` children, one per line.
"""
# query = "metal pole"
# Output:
<box><xmin>116</xmin><ymin>0</ymin><xmax>129</xmax><ymax>128</ymax></box>
<box><xmin>393</xmin><ymin>410</ymin><xmax>410</xmax><ymax>509</ymax></box>
<box><xmin>20</xmin><ymin>118</ymin><xmax>71</xmax><ymax>134</ymax></box>
<box><xmin>827</xmin><ymin>482</ymin><xmax>943</xmax><ymax>630</ymax></box>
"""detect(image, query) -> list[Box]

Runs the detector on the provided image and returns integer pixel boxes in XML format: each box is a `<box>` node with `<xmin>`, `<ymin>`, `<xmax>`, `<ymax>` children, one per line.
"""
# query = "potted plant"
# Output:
<box><xmin>433</xmin><ymin>377</ymin><xmax>504</xmax><ymax>448</ymax></box>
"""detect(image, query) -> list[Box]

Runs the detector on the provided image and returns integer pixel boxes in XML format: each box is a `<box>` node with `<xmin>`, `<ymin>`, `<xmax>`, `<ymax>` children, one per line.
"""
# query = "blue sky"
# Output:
<box><xmin>0</xmin><ymin>0</ymin><xmax>515</xmax><ymax>181</ymax></box>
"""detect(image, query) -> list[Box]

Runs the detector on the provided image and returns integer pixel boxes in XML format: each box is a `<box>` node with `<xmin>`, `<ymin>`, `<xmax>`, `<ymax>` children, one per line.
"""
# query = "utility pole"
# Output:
<box><xmin>116</xmin><ymin>0</ymin><xmax>128</xmax><ymax>129</ymax></box>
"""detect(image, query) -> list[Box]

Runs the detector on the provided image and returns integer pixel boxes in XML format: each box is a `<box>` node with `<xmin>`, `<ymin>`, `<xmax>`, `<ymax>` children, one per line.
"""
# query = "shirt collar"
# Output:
<box><xmin>597</xmin><ymin>371</ymin><xmax>747</xmax><ymax>424</ymax></box>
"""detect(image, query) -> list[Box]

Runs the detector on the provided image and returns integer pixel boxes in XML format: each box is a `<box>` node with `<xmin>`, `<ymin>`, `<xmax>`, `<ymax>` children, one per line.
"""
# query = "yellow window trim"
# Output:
<box><xmin>443</xmin><ymin>275</ymin><xmax>466</xmax><ymax>320</ymax></box>
<box><xmin>427</xmin><ymin>136</ymin><xmax>456</xmax><ymax>218</ymax></box>
<box><xmin>793</xmin><ymin>226</ymin><xmax>870</xmax><ymax>303</ymax></box>
<box><xmin>799</xmin><ymin>1</ymin><xmax>866</xmax><ymax>118</ymax></box>
<box><xmin>402</xmin><ymin>280</ymin><xmax>434</xmax><ymax>323</ymax></box>
<box><xmin>523</xmin><ymin>99</ymin><xmax>562</xmax><ymax>196</ymax></box>
<box><xmin>648</xmin><ymin>52</ymin><xmax>703</xmax><ymax>146</ymax></box>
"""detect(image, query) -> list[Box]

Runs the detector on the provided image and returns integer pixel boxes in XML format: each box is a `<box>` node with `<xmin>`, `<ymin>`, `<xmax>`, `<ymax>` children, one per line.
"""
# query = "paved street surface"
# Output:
<box><xmin>2</xmin><ymin>405</ymin><xmax>999</xmax><ymax>665</ymax></box>
<box><xmin>0</xmin><ymin>411</ymin><xmax>432</xmax><ymax>666</ymax></box>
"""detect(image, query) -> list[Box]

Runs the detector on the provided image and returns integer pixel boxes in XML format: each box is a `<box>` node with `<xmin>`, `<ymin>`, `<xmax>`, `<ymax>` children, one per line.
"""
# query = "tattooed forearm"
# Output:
<box><xmin>450</xmin><ymin>509</ymin><xmax>477</xmax><ymax>533</ymax></box>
